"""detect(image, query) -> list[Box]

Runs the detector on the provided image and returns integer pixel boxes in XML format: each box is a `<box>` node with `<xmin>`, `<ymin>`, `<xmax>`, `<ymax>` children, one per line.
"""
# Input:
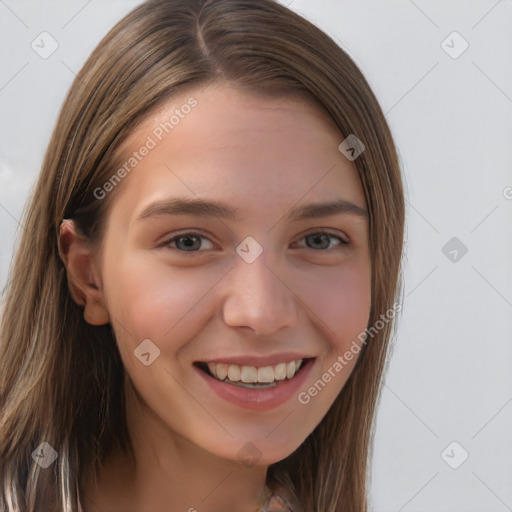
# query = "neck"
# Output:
<box><xmin>81</xmin><ymin>376</ymin><xmax>269</xmax><ymax>512</ymax></box>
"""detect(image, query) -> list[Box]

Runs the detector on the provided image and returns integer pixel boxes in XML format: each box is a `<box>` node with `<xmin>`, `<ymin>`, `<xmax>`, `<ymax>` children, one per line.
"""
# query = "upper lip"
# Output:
<box><xmin>196</xmin><ymin>353</ymin><xmax>315</xmax><ymax>367</ymax></box>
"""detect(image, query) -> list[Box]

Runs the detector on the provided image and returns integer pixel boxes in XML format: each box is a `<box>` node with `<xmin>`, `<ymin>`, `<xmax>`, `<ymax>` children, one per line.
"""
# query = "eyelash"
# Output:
<box><xmin>159</xmin><ymin>230</ymin><xmax>349</xmax><ymax>253</ymax></box>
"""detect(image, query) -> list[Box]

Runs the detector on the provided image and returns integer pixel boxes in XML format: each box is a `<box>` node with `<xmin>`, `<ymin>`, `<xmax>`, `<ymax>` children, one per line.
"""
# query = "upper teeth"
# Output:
<box><xmin>206</xmin><ymin>360</ymin><xmax>303</xmax><ymax>383</ymax></box>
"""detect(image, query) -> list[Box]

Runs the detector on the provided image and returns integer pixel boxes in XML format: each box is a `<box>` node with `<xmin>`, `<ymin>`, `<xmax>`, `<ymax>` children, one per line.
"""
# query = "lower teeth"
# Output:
<box><xmin>222</xmin><ymin>379</ymin><xmax>277</xmax><ymax>389</ymax></box>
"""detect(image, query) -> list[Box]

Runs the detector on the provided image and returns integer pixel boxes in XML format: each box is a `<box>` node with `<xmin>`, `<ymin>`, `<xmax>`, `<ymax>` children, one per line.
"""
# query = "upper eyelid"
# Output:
<box><xmin>292</xmin><ymin>228</ymin><xmax>350</xmax><ymax>245</ymax></box>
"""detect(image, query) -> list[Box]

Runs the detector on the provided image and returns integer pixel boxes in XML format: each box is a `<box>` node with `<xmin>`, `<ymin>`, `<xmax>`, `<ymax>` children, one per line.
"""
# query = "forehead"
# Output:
<box><xmin>108</xmin><ymin>82</ymin><xmax>366</xmax><ymax>222</ymax></box>
<box><xmin>121</xmin><ymin>82</ymin><xmax>341</xmax><ymax>153</ymax></box>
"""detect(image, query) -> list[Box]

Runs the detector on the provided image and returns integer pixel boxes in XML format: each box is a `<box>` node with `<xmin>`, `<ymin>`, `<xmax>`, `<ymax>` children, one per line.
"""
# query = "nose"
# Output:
<box><xmin>221</xmin><ymin>252</ymin><xmax>298</xmax><ymax>336</ymax></box>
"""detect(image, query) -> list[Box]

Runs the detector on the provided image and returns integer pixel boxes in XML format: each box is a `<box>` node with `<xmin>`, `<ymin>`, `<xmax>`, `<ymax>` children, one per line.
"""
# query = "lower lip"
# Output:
<box><xmin>195</xmin><ymin>359</ymin><xmax>315</xmax><ymax>411</ymax></box>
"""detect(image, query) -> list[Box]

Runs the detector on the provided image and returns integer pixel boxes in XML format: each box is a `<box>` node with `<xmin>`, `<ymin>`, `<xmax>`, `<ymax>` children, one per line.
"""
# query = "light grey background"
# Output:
<box><xmin>1</xmin><ymin>1</ymin><xmax>511</xmax><ymax>511</ymax></box>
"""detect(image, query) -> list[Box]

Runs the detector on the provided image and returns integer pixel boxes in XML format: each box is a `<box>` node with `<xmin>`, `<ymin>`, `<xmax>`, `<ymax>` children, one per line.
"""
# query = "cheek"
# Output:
<box><xmin>296</xmin><ymin>258</ymin><xmax>372</xmax><ymax>349</ymax></box>
<box><xmin>292</xmin><ymin>260</ymin><xmax>371</xmax><ymax>422</ymax></box>
<box><xmin>100</xmin><ymin>253</ymin><xmax>226</xmax><ymax>357</ymax></box>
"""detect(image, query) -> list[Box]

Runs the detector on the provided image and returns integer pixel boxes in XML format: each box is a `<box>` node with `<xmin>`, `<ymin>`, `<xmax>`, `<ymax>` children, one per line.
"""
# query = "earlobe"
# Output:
<box><xmin>58</xmin><ymin>219</ymin><xmax>110</xmax><ymax>326</ymax></box>
<box><xmin>83</xmin><ymin>300</ymin><xmax>111</xmax><ymax>326</ymax></box>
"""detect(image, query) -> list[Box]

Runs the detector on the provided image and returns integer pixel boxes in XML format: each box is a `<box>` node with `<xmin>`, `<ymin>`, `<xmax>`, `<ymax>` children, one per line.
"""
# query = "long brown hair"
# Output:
<box><xmin>0</xmin><ymin>0</ymin><xmax>405</xmax><ymax>510</ymax></box>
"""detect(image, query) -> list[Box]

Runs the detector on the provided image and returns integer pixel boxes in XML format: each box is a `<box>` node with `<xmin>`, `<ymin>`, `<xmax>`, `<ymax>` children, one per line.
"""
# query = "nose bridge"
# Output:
<box><xmin>222</xmin><ymin>246</ymin><xmax>297</xmax><ymax>335</ymax></box>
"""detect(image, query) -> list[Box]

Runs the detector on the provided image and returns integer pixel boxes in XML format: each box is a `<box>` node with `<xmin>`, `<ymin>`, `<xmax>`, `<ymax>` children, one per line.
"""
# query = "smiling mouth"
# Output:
<box><xmin>194</xmin><ymin>359</ymin><xmax>312</xmax><ymax>389</ymax></box>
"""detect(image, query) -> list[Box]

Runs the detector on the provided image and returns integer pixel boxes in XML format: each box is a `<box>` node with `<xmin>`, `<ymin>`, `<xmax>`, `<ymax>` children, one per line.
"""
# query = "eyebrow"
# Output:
<box><xmin>136</xmin><ymin>197</ymin><xmax>368</xmax><ymax>223</ymax></box>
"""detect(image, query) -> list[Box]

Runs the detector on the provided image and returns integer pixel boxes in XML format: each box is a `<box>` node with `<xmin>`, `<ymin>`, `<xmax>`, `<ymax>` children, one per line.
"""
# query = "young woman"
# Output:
<box><xmin>0</xmin><ymin>1</ymin><xmax>405</xmax><ymax>510</ymax></box>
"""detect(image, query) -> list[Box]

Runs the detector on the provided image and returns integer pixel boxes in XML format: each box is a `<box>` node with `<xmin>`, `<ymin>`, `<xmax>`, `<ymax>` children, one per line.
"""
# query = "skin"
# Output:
<box><xmin>60</xmin><ymin>81</ymin><xmax>372</xmax><ymax>512</ymax></box>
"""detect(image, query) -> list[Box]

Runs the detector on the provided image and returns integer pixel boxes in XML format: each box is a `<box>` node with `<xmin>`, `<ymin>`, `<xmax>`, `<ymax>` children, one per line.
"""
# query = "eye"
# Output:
<box><xmin>160</xmin><ymin>232</ymin><xmax>215</xmax><ymax>252</ymax></box>
<box><xmin>293</xmin><ymin>231</ymin><xmax>348</xmax><ymax>251</ymax></box>
<box><xmin>159</xmin><ymin>230</ymin><xmax>348</xmax><ymax>253</ymax></box>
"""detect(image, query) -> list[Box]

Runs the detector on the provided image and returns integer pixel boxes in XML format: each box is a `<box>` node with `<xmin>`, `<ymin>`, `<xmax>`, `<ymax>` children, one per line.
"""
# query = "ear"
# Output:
<box><xmin>58</xmin><ymin>219</ymin><xmax>110</xmax><ymax>326</ymax></box>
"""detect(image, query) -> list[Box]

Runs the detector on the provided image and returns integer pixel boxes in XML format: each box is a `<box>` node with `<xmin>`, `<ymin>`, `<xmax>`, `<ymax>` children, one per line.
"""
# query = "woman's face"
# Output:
<box><xmin>92</xmin><ymin>82</ymin><xmax>371</xmax><ymax>465</ymax></box>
